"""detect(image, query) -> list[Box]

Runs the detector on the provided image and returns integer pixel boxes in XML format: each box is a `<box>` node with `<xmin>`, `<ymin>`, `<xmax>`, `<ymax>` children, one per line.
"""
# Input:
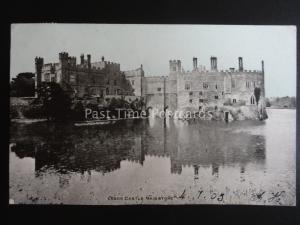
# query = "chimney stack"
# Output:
<box><xmin>80</xmin><ymin>54</ymin><xmax>84</xmax><ymax>65</ymax></box>
<box><xmin>193</xmin><ymin>57</ymin><xmax>197</xmax><ymax>70</ymax></box>
<box><xmin>87</xmin><ymin>54</ymin><xmax>91</xmax><ymax>68</ymax></box>
<box><xmin>261</xmin><ymin>60</ymin><xmax>264</xmax><ymax>73</ymax></box>
<box><xmin>210</xmin><ymin>56</ymin><xmax>217</xmax><ymax>71</ymax></box>
<box><xmin>238</xmin><ymin>57</ymin><xmax>243</xmax><ymax>71</ymax></box>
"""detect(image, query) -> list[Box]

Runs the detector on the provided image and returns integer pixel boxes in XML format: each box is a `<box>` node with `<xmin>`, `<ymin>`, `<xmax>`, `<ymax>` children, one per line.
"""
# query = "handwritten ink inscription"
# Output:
<box><xmin>107</xmin><ymin>189</ymin><xmax>287</xmax><ymax>204</ymax></box>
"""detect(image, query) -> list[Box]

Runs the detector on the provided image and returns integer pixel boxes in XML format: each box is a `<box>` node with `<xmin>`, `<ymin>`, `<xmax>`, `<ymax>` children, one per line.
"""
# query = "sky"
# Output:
<box><xmin>10</xmin><ymin>24</ymin><xmax>296</xmax><ymax>97</ymax></box>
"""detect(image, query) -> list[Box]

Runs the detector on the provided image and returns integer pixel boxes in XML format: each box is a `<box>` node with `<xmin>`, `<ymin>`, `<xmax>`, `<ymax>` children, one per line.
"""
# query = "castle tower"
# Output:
<box><xmin>35</xmin><ymin>57</ymin><xmax>44</xmax><ymax>94</ymax></box>
<box><xmin>238</xmin><ymin>57</ymin><xmax>243</xmax><ymax>71</ymax></box>
<box><xmin>193</xmin><ymin>57</ymin><xmax>197</xmax><ymax>71</ymax></box>
<box><xmin>210</xmin><ymin>57</ymin><xmax>217</xmax><ymax>71</ymax></box>
<box><xmin>59</xmin><ymin>52</ymin><xmax>69</xmax><ymax>67</ymax></box>
<box><xmin>59</xmin><ymin>52</ymin><xmax>69</xmax><ymax>83</ymax></box>
<box><xmin>169</xmin><ymin>60</ymin><xmax>181</xmax><ymax>74</ymax></box>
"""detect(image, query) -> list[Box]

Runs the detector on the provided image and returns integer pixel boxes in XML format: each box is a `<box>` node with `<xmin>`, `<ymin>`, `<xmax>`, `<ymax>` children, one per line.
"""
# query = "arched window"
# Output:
<box><xmin>250</xmin><ymin>95</ymin><xmax>255</xmax><ymax>105</ymax></box>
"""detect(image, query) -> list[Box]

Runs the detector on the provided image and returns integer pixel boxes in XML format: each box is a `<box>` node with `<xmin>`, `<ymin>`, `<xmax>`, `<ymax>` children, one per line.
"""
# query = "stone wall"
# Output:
<box><xmin>124</xmin><ymin>66</ymin><xmax>144</xmax><ymax>97</ymax></box>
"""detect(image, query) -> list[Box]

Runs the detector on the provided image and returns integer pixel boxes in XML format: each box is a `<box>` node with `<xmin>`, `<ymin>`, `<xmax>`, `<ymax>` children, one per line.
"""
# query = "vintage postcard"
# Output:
<box><xmin>9</xmin><ymin>24</ymin><xmax>296</xmax><ymax>205</ymax></box>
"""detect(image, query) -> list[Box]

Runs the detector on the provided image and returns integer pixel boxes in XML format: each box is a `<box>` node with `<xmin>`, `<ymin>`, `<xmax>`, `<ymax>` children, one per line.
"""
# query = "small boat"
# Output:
<box><xmin>74</xmin><ymin>119</ymin><xmax>117</xmax><ymax>126</ymax></box>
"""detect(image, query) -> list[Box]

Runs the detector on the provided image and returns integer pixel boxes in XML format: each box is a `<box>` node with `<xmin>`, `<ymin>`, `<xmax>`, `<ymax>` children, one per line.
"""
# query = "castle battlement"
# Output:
<box><xmin>169</xmin><ymin>56</ymin><xmax>264</xmax><ymax>76</ymax></box>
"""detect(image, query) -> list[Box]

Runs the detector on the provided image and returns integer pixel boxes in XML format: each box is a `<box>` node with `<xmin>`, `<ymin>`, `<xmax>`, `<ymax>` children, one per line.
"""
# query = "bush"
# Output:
<box><xmin>10</xmin><ymin>105</ymin><xmax>20</xmax><ymax>119</ymax></box>
<box><xmin>23</xmin><ymin>105</ymin><xmax>45</xmax><ymax>119</ymax></box>
<box><xmin>37</xmin><ymin>82</ymin><xmax>72</xmax><ymax>121</ymax></box>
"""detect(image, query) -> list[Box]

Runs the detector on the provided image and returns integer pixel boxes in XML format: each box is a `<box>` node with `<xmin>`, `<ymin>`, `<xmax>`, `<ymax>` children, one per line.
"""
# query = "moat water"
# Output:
<box><xmin>9</xmin><ymin>109</ymin><xmax>296</xmax><ymax>205</ymax></box>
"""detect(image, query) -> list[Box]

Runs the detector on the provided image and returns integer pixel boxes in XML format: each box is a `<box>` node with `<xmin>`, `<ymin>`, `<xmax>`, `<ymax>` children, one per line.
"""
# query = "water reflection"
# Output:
<box><xmin>10</xmin><ymin>118</ymin><xmax>266</xmax><ymax>180</ymax></box>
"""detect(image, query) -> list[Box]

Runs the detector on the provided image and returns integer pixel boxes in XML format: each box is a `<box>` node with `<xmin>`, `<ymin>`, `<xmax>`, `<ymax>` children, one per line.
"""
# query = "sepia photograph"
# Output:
<box><xmin>9</xmin><ymin>24</ymin><xmax>296</xmax><ymax>205</ymax></box>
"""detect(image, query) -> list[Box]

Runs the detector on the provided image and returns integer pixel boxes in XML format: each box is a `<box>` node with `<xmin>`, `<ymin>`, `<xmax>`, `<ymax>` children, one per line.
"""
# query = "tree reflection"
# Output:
<box><xmin>10</xmin><ymin>118</ymin><xmax>266</xmax><ymax>179</ymax></box>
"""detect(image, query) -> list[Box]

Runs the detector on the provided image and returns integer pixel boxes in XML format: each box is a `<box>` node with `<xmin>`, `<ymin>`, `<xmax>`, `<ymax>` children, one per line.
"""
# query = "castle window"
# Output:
<box><xmin>203</xmin><ymin>83</ymin><xmax>208</xmax><ymax>89</ymax></box>
<box><xmin>233</xmin><ymin>99</ymin><xmax>237</xmax><ymax>103</ymax></box>
<box><xmin>246</xmin><ymin>81</ymin><xmax>251</xmax><ymax>88</ymax></box>
<box><xmin>222</xmin><ymin>91</ymin><xmax>224</xmax><ymax>95</ymax></box>
<box><xmin>44</xmin><ymin>73</ymin><xmax>50</xmax><ymax>82</ymax></box>
<box><xmin>253</xmin><ymin>81</ymin><xmax>256</xmax><ymax>87</ymax></box>
<box><xmin>189</xmin><ymin>99</ymin><xmax>193</xmax><ymax>103</ymax></box>
<box><xmin>250</xmin><ymin>96</ymin><xmax>255</xmax><ymax>105</ymax></box>
<box><xmin>172</xmin><ymin>66</ymin><xmax>177</xmax><ymax>72</ymax></box>
<box><xmin>189</xmin><ymin>91</ymin><xmax>193</xmax><ymax>96</ymax></box>
<box><xmin>69</xmin><ymin>75</ymin><xmax>76</xmax><ymax>83</ymax></box>
<box><xmin>157</xmin><ymin>87</ymin><xmax>162</xmax><ymax>92</ymax></box>
<box><xmin>199</xmin><ymin>91</ymin><xmax>203</xmax><ymax>95</ymax></box>
<box><xmin>107</xmin><ymin>80</ymin><xmax>110</xmax><ymax>85</ymax></box>
<box><xmin>232</xmin><ymin>80</ymin><xmax>236</xmax><ymax>88</ymax></box>
<box><xmin>131</xmin><ymin>80</ymin><xmax>135</xmax><ymax>85</ymax></box>
<box><xmin>215</xmin><ymin>95</ymin><xmax>219</xmax><ymax>99</ymax></box>
<box><xmin>199</xmin><ymin>99</ymin><xmax>204</xmax><ymax>103</ymax></box>
<box><xmin>185</xmin><ymin>83</ymin><xmax>191</xmax><ymax>90</ymax></box>
<box><xmin>215</xmin><ymin>84</ymin><xmax>218</xmax><ymax>89</ymax></box>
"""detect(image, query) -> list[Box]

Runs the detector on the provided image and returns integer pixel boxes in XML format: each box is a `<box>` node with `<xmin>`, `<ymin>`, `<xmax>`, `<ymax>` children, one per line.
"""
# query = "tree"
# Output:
<box><xmin>10</xmin><ymin>73</ymin><xmax>35</xmax><ymax>97</ymax></box>
<box><xmin>254</xmin><ymin>87</ymin><xmax>261</xmax><ymax>105</ymax></box>
<box><xmin>265</xmin><ymin>98</ymin><xmax>271</xmax><ymax>107</ymax></box>
<box><xmin>37</xmin><ymin>82</ymin><xmax>72</xmax><ymax>121</ymax></box>
<box><xmin>290</xmin><ymin>97</ymin><xmax>296</xmax><ymax>108</ymax></box>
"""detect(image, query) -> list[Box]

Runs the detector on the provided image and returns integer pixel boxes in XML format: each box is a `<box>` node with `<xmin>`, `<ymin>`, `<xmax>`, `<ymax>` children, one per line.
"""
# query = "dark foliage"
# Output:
<box><xmin>10</xmin><ymin>73</ymin><xmax>35</xmax><ymax>97</ymax></box>
<box><xmin>37</xmin><ymin>82</ymin><xmax>72</xmax><ymax>121</ymax></box>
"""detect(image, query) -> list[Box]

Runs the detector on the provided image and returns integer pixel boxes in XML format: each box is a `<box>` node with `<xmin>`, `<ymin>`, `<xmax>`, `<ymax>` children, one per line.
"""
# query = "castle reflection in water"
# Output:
<box><xmin>10</xmin><ymin>118</ymin><xmax>266</xmax><ymax>181</ymax></box>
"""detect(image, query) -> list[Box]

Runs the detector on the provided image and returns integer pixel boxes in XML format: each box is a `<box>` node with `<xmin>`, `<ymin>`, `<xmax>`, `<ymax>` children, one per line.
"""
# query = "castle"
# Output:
<box><xmin>125</xmin><ymin>56</ymin><xmax>265</xmax><ymax>112</ymax></box>
<box><xmin>35</xmin><ymin>52</ymin><xmax>265</xmax><ymax>113</ymax></box>
<box><xmin>35</xmin><ymin>52</ymin><xmax>135</xmax><ymax>100</ymax></box>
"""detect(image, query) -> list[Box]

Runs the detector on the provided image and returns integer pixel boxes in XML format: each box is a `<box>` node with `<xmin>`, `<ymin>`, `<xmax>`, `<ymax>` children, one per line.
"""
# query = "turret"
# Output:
<box><xmin>35</xmin><ymin>57</ymin><xmax>44</xmax><ymax>91</ymax></box>
<box><xmin>59</xmin><ymin>52</ymin><xmax>69</xmax><ymax>67</ymax></box>
<box><xmin>169</xmin><ymin>59</ymin><xmax>181</xmax><ymax>74</ymax></box>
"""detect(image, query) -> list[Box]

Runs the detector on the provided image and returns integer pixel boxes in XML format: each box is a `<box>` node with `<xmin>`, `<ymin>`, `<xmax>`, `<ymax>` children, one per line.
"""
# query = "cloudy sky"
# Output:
<box><xmin>10</xmin><ymin>24</ymin><xmax>296</xmax><ymax>97</ymax></box>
